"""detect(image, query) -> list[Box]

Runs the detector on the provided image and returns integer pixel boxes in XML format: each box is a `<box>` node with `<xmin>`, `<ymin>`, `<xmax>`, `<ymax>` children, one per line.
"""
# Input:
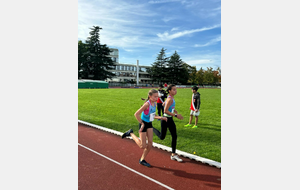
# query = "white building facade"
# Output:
<box><xmin>106</xmin><ymin>49</ymin><xmax>153</xmax><ymax>84</ymax></box>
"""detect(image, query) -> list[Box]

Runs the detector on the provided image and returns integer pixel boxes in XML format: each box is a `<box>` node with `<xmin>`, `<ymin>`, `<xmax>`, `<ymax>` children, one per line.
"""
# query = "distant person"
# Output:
<box><xmin>157</xmin><ymin>84</ymin><xmax>167</xmax><ymax>120</ymax></box>
<box><xmin>122</xmin><ymin>89</ymin><xmax>167</xmax><ymax>167</ymax></box>
<box><xmin>184</xmin><ymin>86</ymin><xmax>201</xmax><ymax>128</ymax></box>
<box><xmin>153</xmin><ymin>84</ymin><xmax>184</xmax><ymax>162</ymax></box>
<box><xmin>164</xmin><ymin>83</ymin><xmax>167</xmax><ymax>90</ymax></box>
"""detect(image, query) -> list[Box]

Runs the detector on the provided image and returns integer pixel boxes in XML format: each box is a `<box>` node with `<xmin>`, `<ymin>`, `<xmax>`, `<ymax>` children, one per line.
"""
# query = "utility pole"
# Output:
<box><xmin>136</xmin><ymin>60</ymin><xmax>139</xmax><ymax>86</ymax></box>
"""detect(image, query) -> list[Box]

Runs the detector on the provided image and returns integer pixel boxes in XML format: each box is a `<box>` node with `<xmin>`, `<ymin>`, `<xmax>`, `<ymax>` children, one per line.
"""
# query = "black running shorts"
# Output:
<box><xmin>139</xmin><ymin>120</ymin><xmax>153</xmax><ymax>132</ymax></box>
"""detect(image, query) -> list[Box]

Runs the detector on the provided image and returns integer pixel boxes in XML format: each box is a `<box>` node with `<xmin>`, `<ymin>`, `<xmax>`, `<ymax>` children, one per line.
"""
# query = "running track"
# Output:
<box><xmin>78</xmin><ymin>122</ymin><xmax>221</xmax><ymax>190</ymax></box>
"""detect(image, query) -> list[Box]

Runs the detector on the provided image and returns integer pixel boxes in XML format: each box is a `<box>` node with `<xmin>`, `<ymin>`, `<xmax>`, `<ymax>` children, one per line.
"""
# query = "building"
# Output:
<box><xmin>107</xmin><ymin>48</ymin><xmax>119</xmax><ymax>63</ymax></box>
<box><xmin>106</xmin><ymin>49</ymin><xmax>153</xmax><ymax>84</ymax></box>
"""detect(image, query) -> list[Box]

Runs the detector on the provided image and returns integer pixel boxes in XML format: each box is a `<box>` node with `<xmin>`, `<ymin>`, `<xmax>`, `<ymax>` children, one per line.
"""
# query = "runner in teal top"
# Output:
<box><xmin>141</xmin><ymin>100</ymin><xmax>156</xmax><ymax>122</ymax></box>
<box><xmin>121</xmin><ymin>89</ymin><xmax>167</xmax><ymax>167</ymax></box>
<box><xmin>153</xmin><ymin>84</ymin><xmax>184</xmax><ymax>163</ymax></box>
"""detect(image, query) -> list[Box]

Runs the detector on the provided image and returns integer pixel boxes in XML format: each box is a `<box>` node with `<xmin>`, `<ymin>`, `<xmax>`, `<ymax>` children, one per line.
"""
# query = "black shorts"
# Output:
<box><xmin>139</xmin><ymin>120</ymin><xmax>153</xmax><ymax>132</ymax></box>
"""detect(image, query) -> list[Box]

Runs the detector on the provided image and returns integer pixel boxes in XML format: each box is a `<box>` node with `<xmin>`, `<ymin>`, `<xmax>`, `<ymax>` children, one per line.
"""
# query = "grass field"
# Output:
<box><xmin>78</xmin><ymin>87</ymin><xmax>221</xmax><ymax>162</ymax></box>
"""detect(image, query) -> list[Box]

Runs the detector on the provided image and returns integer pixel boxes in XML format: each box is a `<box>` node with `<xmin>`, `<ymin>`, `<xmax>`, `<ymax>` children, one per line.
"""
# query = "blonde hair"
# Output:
<box><xmin>146</xmin><ymin>89</ymin><xmax>158</xmax><ymax>101</ymax></box>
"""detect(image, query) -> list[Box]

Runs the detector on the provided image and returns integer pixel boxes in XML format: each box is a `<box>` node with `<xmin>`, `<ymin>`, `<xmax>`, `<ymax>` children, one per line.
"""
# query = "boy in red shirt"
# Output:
<box><xmin>184</xmin><ymin>86</ymin><xmax>201</xmax><ymax>128</ymax></box>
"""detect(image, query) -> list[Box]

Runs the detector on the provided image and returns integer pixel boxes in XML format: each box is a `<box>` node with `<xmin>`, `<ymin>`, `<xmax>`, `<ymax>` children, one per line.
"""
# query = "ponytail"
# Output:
<box><xmin>145</xmin><ymin>89</ymin><xmax>158</xmax><ymax>102</ymax></box>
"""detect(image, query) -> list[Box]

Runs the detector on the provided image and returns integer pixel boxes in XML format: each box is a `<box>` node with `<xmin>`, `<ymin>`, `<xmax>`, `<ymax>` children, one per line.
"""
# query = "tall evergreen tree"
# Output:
<box><xmin>150</xmin><ymin>48</ymin><xmax>169</xmax><ymax>84</ymax></box>
<box><xmin>150</xmin><ymin>48</ymin><xmax>169</xmax><ymax>83</ymax></box>
<box><xmin>85</xmin><ymin>26</ymin><xmax>115</xmax><ymax>80</ymax></box>
<box><xmin>78</xmin><ymin>40</ymin><xmax>89</xmax><ymax>79</ymax></box>
<box><xmin>167</xmin><ymin>51</ymin><xmax>189</xmax><ymax>84</ymax></box>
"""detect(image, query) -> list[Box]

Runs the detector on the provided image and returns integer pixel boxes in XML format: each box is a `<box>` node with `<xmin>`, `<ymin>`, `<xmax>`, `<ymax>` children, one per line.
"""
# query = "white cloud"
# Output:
<box><xmin>186</xmin><ymin>59</ymin><xmax>213</xmax><ymax>65</ymax></box>
<box><xmin>171</xmin><ymin>27</ymin><xmax>179</xmax><ymax>31</ymax></box>
<box><xmin>78</xmin><ymin>0</ymin><xmax>162</xmax><ymax>49</ymax></box>
<box><xmin>194</xmin><ymin>36</ymin><xmax>221</xmax><ymax>47</ymax></box>
<box><xmin>162</xmin><ymin>16</ymin><xmax>177</xmax><ymax>23</ymax></box>
<box><xmin>157</xmin><ymin>24</ymin><xmax>220</xmax><ymax>41</ymax></box>
<box><xmin>78</xmin><ymin>0</ymin><xmax>221</xmax><ymax>67</ymax></box>
<box><xmin>148</xmin><ymin>0</ymin><xmax>182</xmax><ymax>4</ymax></box>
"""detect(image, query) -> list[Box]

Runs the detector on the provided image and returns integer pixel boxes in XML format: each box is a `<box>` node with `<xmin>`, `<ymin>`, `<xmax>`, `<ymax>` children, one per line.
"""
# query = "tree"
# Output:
<box><xmin>180</xmin><ymin>62</ymin><xmax>192</xmax><ymax>84</ymax></box>
<box><xmin>78</xmin><ymin>40</ymin><xmax>89</xmax><ymax>79</ymax></box>
<box><xmin>216</xmin><ymin>67</ymin><xmax>221</xmax><ymax>84</ymax></box>
<box><xmin>203</xmin><ymin>67</ymin><xmax>215</xmax><ymax>84</ymax></box>
<box><xmin>196</xmin><ymin>67</ymin><xmax>205</xmax><ymax>85</ymax></box>
<box><xmin>85</xmin><ymin>26</ymin><xmax>115</xmax><ymax>80</ymax></box>
<box><xmin>187</xmin><ymin>66</ymin><xmax>197</xmax><ymax>84</ymax></box>
<box><xmin>150</xmin><ymin>48</ymin><xmax>169</xmax><ymax>84</ymax></box>
<box><xmin>166</xmin><ymin>51</ymin><xmax>189</xmax><ymax>84</ymax></box>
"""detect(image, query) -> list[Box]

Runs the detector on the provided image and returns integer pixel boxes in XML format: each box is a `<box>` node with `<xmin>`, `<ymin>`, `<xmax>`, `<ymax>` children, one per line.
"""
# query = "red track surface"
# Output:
<box><xmin>78</xmin><ymin>123</ymin><xmax>221</xmax><ymax>190</ymax></box>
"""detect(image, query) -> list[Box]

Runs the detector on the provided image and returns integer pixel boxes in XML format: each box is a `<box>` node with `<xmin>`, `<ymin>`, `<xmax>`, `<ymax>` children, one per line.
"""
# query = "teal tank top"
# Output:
<box><xmin>141</xmin><ymin>100</ymin><xmax>156</xmax><ymax>122</ymax></box>
<box><xmin>163</xmin><ymin>95</ymin><xmax>175</xmax><ymax>117</ymax></box>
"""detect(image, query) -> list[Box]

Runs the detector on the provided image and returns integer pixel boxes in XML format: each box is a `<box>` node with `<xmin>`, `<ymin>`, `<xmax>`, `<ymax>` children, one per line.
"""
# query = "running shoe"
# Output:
<box><xmin>139</xmin><ymin>159</ymin><xmax>151</xmax><ymax>167</ymax></box>
<box><xmin>184</xmin><ymin>124</ymin><xmax>192</xmax><ymax>127</ymax></box>
<box><xmin>171</xmin><ymin>155</ymin><xmax>183</xmax><ymax>162</ymax></box>
<box><xmin>192</xmin><ymin>125</ymin><xmax>198</xmax><ymax>128</ymax></box>
<box><xmin>121</xmin><ymin>129</ymin><xmax>133</xmax><ymax>139</ymax></box>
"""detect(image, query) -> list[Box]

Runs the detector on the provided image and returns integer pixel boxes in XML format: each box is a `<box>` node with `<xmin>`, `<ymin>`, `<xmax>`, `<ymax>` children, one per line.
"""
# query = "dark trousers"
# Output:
<box><xmin>153</xmin><ymin>117</ymin><xmax>177</xmax><ymax>153</ymax></box>
<box><xmin>157</xmin><ymin>103</ymin><xmax>164</xmax><ymax>116</ymax></box>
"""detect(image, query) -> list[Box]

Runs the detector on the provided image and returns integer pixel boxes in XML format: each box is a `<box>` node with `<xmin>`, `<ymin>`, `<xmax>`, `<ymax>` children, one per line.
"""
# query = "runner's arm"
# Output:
<box><xmin>134</xmin><ymin>102</ymin><xmax>149</xmax><ymax>124</ymax></box>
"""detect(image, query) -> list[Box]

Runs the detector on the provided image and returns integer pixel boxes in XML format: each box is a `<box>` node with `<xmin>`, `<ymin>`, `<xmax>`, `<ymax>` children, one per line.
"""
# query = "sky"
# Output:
<box><xmin>78</xmin><ymin>0</ymin><xmax>221</xmax><ymax>71</ymax></box>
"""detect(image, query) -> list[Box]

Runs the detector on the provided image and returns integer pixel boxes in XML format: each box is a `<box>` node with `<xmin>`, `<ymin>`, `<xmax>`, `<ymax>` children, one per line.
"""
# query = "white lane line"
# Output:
<box><xmin>78</xmin><ymin>143</ymin><xmax>175</xmax><ymax>190</ymax></box>
<box><xmin>78</xmin><ymin>120</ymin><xmax>221</xmax><ymax>168</ymax></box>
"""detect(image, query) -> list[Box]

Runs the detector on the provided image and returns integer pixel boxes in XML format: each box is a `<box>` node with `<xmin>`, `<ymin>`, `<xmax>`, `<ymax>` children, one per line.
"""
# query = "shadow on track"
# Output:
<box><xmin>152</xmin><ymin>165</ymin><xmax>221</xmax><ymax>186</ymax></box>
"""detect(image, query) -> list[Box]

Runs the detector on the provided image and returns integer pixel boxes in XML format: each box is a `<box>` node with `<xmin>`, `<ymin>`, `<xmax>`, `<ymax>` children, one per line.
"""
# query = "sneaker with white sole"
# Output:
<box><xmin>171</xmin><ymin>155</ymin><xmax>183</xmax><ymax>162</ymax></box>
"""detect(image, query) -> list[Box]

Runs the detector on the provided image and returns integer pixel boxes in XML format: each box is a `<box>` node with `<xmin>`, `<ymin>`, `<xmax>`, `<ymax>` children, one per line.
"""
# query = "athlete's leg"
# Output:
<box><xmin>130</xmin><ymin>132</ymin><xmax>147</xmax><ymax>149</ymax></box>
<box><xmin>168</xmin><ymin>118</ymin><xmax>177</xmax><ymax>154</ymax></box>
<box><xmin>140</xmin><ymin>128</ymin><xmax>153</xmax><ymax>161</ymax></box>
<box><xmin>153</xmin><ymin>119</ymin><xmax>168</xmax><ymax>140</ymax></box>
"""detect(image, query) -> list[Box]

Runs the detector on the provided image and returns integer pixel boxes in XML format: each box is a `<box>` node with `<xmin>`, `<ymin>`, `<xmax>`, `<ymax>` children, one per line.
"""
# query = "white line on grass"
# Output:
<box><xmin>78</xmin><ymin>143</ymin><xmax>175</xmax><ymax>190</ymax></box>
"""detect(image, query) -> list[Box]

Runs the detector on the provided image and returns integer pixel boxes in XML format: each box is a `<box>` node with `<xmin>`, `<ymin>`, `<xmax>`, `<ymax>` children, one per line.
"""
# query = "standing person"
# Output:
<box><xmin>122</xmin><ymin>89</ymin><xmax>167</xmax><ymax>167</ymax></box>
<box><xmin>164</xmin><ymin>82</ymin><xmax>167</xmax><ymax>90</ymax></box>
<box><xmin>157</xmin><ymin>84</ymin><xmax>167</xmax><ymax>120</ymax></box>
<box><xmin>153</xmin><ymin>84</ymin><xmax>184</xmax><ymax>162</ymax></box>
<box><xmin>184</xmin><ymin>86</ymin><xmax>201</xmax><ymax>128</ymax></box>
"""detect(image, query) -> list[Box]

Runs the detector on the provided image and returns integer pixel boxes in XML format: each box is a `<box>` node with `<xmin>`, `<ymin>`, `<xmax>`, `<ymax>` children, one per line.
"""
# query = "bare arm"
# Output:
<box><xmin>164</xmin><ymin>98</ymin><xmax>183</xmax><ymax>120</ymax></box>
<box><xmin>134</xmin><ymin>102</ymin><xmax>149</xmax><ymax>124</ymax></box>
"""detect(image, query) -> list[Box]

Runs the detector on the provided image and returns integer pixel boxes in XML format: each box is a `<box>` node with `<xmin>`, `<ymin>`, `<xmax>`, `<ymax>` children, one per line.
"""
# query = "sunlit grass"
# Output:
<box><xmin>78</xmin><ymin>87</ymin><xmax>221</xmax><ymax>162</ymax></box>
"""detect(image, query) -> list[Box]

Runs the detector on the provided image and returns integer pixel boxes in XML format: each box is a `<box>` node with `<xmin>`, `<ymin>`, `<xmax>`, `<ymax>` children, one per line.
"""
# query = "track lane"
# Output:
<box><xmin>78</xmin><ymin>123</ymin><xmax>221</xmax><ymax>190</ymax></box>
